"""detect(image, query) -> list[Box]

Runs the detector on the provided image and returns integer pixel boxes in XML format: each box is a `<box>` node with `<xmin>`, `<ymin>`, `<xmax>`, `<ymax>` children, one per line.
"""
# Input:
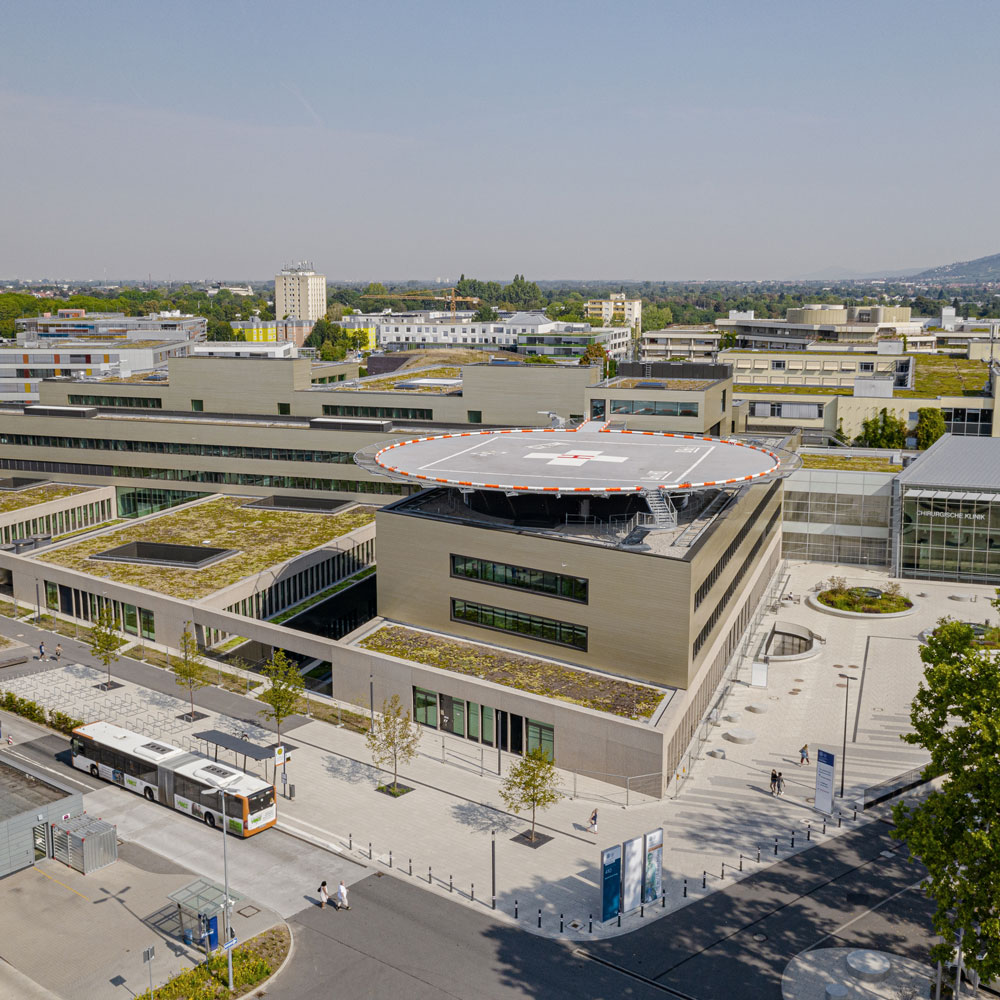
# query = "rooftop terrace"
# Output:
<box><xmin>37</xmin><ymin>496</ymin><xmax>375</xmax><ymax>599</ymax></box>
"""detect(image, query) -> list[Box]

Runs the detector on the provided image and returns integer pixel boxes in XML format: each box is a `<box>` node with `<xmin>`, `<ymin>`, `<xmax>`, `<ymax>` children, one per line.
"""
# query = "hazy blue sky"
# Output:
<box><xmin>3</xmin><ymin>0</ymin><xmax>998</xmax><ymax>281</ymax></box>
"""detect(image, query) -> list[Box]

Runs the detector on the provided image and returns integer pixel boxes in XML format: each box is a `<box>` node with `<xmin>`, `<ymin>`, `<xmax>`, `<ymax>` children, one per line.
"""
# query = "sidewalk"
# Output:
<box><xmin>0</xmin><ymin>564</ymin><xmax>983</xmax><ymax>939</ymax></box>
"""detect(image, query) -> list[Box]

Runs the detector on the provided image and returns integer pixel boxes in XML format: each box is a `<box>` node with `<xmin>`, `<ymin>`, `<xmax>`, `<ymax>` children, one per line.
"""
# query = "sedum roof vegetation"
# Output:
<box><xmin>359</xmin><ymin>625</ymin><xmax>663</xmax><ymax>719</ymax></box>
<box><xmin>897</xmin><ymin>354</ymin><xmax>990</xmax><ymax>398</ymax></box>
<box><xmin>734</xmin><ymin>384</ymin><xmax>853</xmax><ymax>395</ymax></box>
<box><xmin>799</xmin><ymin>454</ymin><xmax>899</xmax><ymax>472</ymax></box>
<box><xmin>38</xmin><ymin>497</ymin><xmax>375</xmax><ymax>600</ymax></box>
<box><xmin>0</xmin><ymin>484</ymin><xmax>91</xmax><ymax>514</ymax></box>
<box><xmin>331</xmin><ymin>367</ymin><xmax>462</xmax><ymax>393</ymax></box>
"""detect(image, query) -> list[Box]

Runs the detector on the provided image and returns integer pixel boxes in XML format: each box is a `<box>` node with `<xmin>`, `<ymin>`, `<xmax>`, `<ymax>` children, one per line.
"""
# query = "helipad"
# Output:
<box><xmin>371</xmin><ymin>428</ymin><xmax>781</xmax><ymax>493</ymax></box>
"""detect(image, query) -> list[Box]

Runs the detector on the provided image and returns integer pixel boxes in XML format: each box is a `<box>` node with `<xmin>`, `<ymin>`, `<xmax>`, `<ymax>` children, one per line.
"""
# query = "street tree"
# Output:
<box><xmin>174</xmin><ymin>622</ymin><xmax>211</xmax><ymax>722</ymax></box>
<box><xmin>256</xmin><ymin>649</ymin><xmax>304</xmax><ymax>744</ymax></box>
<box><xmin>88</xmin><ymin>604</ymin><xmax>122</xmax><ymax>690</ymax></box>
<box><xmin>578</xmin><ymin>342</ymin><xmax>609</xmax><ymax>370</ymax></box>
<box><xmin>499</xmin><ymin>746</ymin><xmax>561</xmax><ymax>842</ymax></box>
<box><xmin>892</xmin><ymin>614</ymin><xmax>1000</xmax><ymax>984</ymax></box>
<box><xmin>365</xmin><ymin>695</ymin><xmax>421</xmax><ymax>794</ymax></box>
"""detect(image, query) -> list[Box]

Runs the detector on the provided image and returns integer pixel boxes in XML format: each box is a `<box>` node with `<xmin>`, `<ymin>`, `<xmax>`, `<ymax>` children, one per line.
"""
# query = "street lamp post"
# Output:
<box><xmin>34</xmin><ymin>579</ymin><xmax>41</xmax><ymax>623</ymax></box>
<box><xmin>369</xmin><ymin>672</ymin><xmax>374</xmax><ymax>727</ymax></box>
<box><xmin>839</xmin><ymin>673</ymin><xmax>855</xmax><ymax>798</ymax></box>
<box><xmin>218</xmin><ymin>790</ymin><xmax>234</xmax><ymax>992</ymax></box>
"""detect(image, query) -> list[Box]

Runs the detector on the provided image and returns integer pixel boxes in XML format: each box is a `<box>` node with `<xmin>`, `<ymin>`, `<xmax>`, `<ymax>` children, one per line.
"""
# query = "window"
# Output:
<box><xmin>414</xmin><ymin>687</ymin><xmax>438</xmax><ymax>727</ymax></box>
<box><xmin>451</xmin><ymin>598</ymin><xmax>587</xmax><ymax>651</ymax></box>
<box><xmin>68</xmin><ymin>394</ymin><xmax>162</xmax><ymax>408</ymax></box>
<box><xmin>451</xmin><ymin>554</ymin><xmax>587</xmax><ymax>602</ymax></box>
<box><xmin>277</xmin><ymin>402</ymin><xmax>290</xmax><ymax>415</ymax></box>
<box><xmin>191</xmin><ymin>399</ymin><xmax>204</xmax><ymax>412</ymax></box>
<box><xmin>467</xmin><ymin>410</ymin><xmax>482</xmax><ymax>424</ymax></box>
<box><xmin>771</xmin><ymin>360</ymin><xmax>786</xmax><ymax>370</ymax></box>
<box><xmin>526</xmin><ymin>719</ymin><xmax>554</xmax><ymax>761</ymax></box>
<box><xmin>322</xmin><ymin>404</ymin><xmax>433</xmax><ymax>420</ymax></box>
<box><xmin>859</xmin><ymin>362</ymin><xmax>874</xmax><ymax>373</ymax></box>
<box><xmin>45</xmin><ymin>581</ymin><xmax>58</xmax><ymax>610</ymax></box>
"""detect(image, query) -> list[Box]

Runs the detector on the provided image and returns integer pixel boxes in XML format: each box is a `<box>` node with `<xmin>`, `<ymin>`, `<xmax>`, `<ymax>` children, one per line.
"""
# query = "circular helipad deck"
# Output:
<box><xmin>371</xmin><ymin>428</ymin><xmax>780</xmax><ymax>493</ymax></box>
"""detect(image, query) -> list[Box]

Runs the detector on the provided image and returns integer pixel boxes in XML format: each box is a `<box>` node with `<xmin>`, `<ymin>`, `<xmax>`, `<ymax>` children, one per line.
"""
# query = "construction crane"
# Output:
<box><xmin>359</xmin><ymin>286</ymin><xmax>481</xmax><ymax>317</ymax></box>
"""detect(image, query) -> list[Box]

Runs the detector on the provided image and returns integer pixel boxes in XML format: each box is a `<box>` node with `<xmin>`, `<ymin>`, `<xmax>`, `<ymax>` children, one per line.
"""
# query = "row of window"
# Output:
<box><xmin>0</xmin><ymin>432</ymin><xmax>353</xmax><ymax>464</ymax></box>
<box><xmin>597</xmin><ymin>399</ymin><xmax>700</xmax><ymax>417</ymax></box>
<box><xmin>46</xmin><ymin>584</ymin><xmax>156</xmax><ymax>640</ymax></box>
<box><xmin>0</xmin><ymin>498</ymin><xmax>114</xmax><ymax>545</ymax></box>
<box><xmin>68</xmin><ymin>394</ymin><xmax>162</xmax><ymax>408</ymax></box>
<box><xmin>450</xmin><ymin>554</ymin><xmax>588</xmax><ymax>603</ymax></box>
<box><xmin>413</xmin><ymin>687</ymin><xmax>554</xmax><ymax>759</ymax></box>
<box><xmin>693</xmin><ymin>507</ymin><xmax>781</xmax><ymax>657</ymax></box>
<box><xmin>694</xmin><ymin>482</ymin><xmax>780</xmax><ymax>608</ymax></box>
<box><xmin>750</xmin><ymin>402</ymin><xmax>824</xmax><ymax>419</ymax></box>
<box><xmin>451</xmin><ymin>598</ymin><xmax>587</xmax><ymax>651</ymax></box>
<box><xmin>322</xmin><ymin>404</ymin><xmax>433</xmax><ymax>420</ymax></box>
<box><xmin>74</xmin><ymin>741</ymin><xmax>157</xmax><ymax>783</ymax></box>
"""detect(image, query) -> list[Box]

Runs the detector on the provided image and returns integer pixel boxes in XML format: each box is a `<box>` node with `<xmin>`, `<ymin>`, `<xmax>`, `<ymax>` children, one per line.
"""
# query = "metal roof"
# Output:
<box><xmin>896</xmin><ymin>435</ymin><xmax>1000</xmax><ymax>490</ymax></box>
<box><xmin>168</xmin><ymin>877</ymin><xmax>244</xmax><ymax>918</ymax></box>
<box><xmin>193</xmin><ymin>730</ymin><xmax>297</xmax><ymax>762</ymax></box>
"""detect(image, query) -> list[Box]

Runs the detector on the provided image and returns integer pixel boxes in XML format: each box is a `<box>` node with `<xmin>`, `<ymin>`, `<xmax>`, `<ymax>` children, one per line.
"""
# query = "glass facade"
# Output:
<box><xmin>607</xmin><ymin>398</ymin><xmax>699</xmax><ymax>417</ymax></box>
<box><xmin>412</xmin><ymin>686</ymin><xmax>553</xmax><ymax>760</ymax></box>
<box><xmin>68</xmin><ymin>394</ymin><xmax>162</xmax><ymax>408</ymax></box>
<box><xmin>941</xmin><ymin>408</ymin><xmax>993</xmax><ymax>437</ymax></box>
<box><xmin>899</xmin><ymin>490</ymin><xmax>1000</xmax><ymax>582</ymax></box>
<box><xmin>451</xmin><ymin>598</ymin><xmax>588</xmax><ymax>651</ymax></box>
<box><xmin>322</xmin><ymin>404</ymin><xmax>433</xmax><ymax>420</ymax></box>
<box><xmin>451</xmin><ymin>554</ymin><xmax>587</xmax><ymax>603</ymax></box>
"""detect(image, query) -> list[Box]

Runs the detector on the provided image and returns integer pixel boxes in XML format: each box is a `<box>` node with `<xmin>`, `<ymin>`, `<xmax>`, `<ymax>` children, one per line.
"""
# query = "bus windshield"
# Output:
<box><xmin>247</xmin><ymin>788</ymin><xmax>275</xmax><ymax>815</ymax></box>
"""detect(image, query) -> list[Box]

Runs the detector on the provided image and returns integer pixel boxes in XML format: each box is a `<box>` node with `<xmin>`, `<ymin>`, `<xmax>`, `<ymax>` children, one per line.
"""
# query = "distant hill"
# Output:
<box><xmin>912</xmin><ymin>252</ymin><xmax>1000</xmax><ymax>282</ymax></box>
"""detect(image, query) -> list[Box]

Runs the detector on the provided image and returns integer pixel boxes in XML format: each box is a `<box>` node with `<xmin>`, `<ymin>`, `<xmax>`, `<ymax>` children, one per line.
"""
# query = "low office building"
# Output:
<box><xmin>519</xmin><ymin>323</ymin><xmax>632</xmax><ymax>361</ymax></box>
<box><xmin>16</xmin><ymin>309</ymin><xmax>206</xmax><ymax>343</ymax></box>
<box><xmin>0</xmin><ymin>480</ymin><xmax>115</xmax><ymax>547</ymax></box>
<box><xmin>192</xmin><ymin>341</ymin><xmax>298</xmax><ymax>359</ymax></box>
<box><xmin>640</xmin><ymin>326</ymin><xmax>720</xmax><ymax>362</ymax></box>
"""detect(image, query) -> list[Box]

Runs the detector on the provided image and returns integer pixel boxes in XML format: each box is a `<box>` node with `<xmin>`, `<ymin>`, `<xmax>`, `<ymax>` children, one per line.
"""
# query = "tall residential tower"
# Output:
<box><xmin>275</xmin><ymin>262</ymin><xmax>327</xmax><ymax>322</ymax></box>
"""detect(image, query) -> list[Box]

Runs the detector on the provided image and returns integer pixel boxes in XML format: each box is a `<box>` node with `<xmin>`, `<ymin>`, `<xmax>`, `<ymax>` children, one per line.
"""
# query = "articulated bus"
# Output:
<box><xmin>70</xmin><ymin>721</ymin><xmax>276</xmax><ymax>837</ymax></box>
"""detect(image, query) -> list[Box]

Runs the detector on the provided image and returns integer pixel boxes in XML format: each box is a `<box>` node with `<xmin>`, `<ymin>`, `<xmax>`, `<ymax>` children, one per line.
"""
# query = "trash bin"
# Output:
<box><xmin>289</xmin><ymin>784</ymin><xmax>295</xmax><ymax>801</ymax></box>
<box><xmin>183</xmin><ymin>928</ymin><xmax>194</xmax><ymax>946</ymax></box>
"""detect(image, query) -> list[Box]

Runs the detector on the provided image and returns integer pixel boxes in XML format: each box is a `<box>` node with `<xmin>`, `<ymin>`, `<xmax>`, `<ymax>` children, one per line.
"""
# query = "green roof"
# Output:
<box><xmin>0</xmin><ymin>484</ymin><xmax>91</xmax><ymax>515</ymax></box>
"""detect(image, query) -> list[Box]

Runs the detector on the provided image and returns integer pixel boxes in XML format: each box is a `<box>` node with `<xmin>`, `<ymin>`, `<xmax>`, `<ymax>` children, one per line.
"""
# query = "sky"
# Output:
<box><xmin>2</xmin><ymin>0</ymin><xmax>999</xmax><ymax>282</ymax></box>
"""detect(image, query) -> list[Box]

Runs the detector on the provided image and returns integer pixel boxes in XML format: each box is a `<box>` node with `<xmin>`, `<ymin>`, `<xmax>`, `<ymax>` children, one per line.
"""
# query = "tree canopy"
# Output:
<box><xmin>915</xmin><ymin>407</ymin><xmax>947</xmax><ymax>450</ymax></box>
<box><xmin>256</xmin><ymin>649</ymin><xmax>304</xmax><ymax>743</ymax></box>
<box><xmin>853</xmin><ymin>407</ymin><xmax>908</xmax><ymax>448</ymax></box>
<box><xmin>498</xmin><ymin>747</ymin><xmax>561</xmax><ymax>842</ymax></box>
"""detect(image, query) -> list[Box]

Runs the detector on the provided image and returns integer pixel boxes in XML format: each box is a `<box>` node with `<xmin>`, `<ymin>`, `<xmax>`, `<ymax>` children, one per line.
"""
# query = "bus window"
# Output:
<box><xmin>247</xmin><ymin>787</ymin><xmax>275</xmax><ymax>815</ymax></box>
<box><xmin>71</xmin><ymin>737</ymin><xmax>85</xmax><ymax>756</ymax></box>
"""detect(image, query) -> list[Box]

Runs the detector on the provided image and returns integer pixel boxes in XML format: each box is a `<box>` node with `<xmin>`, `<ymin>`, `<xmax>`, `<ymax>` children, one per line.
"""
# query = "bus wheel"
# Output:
<box><xmin>205</xmin><ymin>812</ymin><xmax>216</xmax><ymax>828</ymax></box>
<box><xmin>90</xmin><ymin>765</ymin><xmax>99</xmax><ymax>777</ymax></box>
<box><xmin>144</xmin><ymin>788</ymin><xmax>155</xmax><ymax>802</ymax></box>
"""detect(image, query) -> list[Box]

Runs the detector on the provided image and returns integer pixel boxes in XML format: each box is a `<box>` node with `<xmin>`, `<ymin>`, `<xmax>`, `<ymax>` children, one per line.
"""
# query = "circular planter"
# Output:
<box><xmin>806</xmin><ymin>593</ymin><xmax>916</xmax><ymax>619</ymax></box>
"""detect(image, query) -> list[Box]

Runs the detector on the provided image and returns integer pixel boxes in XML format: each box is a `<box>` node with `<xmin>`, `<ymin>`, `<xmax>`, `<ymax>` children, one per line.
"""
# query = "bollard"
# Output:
<box><xmin>640</xmin><ymin>904</ymin><xmax>644</xmax><ymax>918</ymax></box>
<box><xmin>449</xmin><ymin>874</ymin><xmax>453</xmax><ymax>893</ymax></box>
<box><xmin>702</xmin><ymin>871</ymin><xmax>706</xmax><ymax>889</ymax></box>
<box><xmin>471</xmin><ymin>883</ymin><xmax>475</xmax><ymax>902</ymax></box>
<box><xmin>739</xmin><ymin>854</ymin><xmax>743</xmax><ymax>872</ymax></box>
<box><xmin>838</xmin><ymin>814</ymin><xmax>842</xmax><ymax>828</ymax></box>
<box><xmin>822</xmin><ymin>819</ymin><xmax>827</xmax><ymax>835</ymax></box>
<box><xmin>538</xmin><ymin>909</ymin><xmax>542</xmax><ymax>929</ymax></box>
<box><xmin>349</xmin><ymin>832</ymin><xmax>352</xmax><ymax>850</ymax></box>
<box><xmin>662</xmin><ymin>891</ymin><xmax>666</xmax><ymax>909</ymax></box>
<box><xmin>721</xmin><ymin>864</ymin><xmax>725</xmax><ymax>881</ymax></box>
<box><xmin>441</xmin><ymin>737</ymin><xmax>445</xmax><ymax>763</ymax></box>
<box><xmin>774</xmin><ymin>837</ymin><xmax>778</xmax><ymax>856</ymax></box>
<box><xmin>853</xmin><ymin>809</ymin><xmax>857</xmax><ymax>821</ymax></box>
<box><xmin>790</xmin><ymin>831</ymin><xmax>795</xmax><ymax>849</ymax></box>
<box><xmin>389</xmin><ymin>850</ymin><xmax>393</xmax><ymax>869</ymax></box>
<box><xmin>428</xmin><ymin>866</ymin><xmax>432</xmax><ymax>885</ymax></box>
<box><xmin>369</xmin><ymin>842</ymin><xmax>373</xmax><ymax>860</ymax></box>
<box><xmin>807</xmin><ymin>823</ymin><xmax>811</xmax><ymax>842</ymax></box>
<box><xmin>560</xmin><ymin>913</ymin><xmax>564</xmax><ymax>933</ymax></box>
<box><xmin>757</xmin><ymin>846</ymin><xmax>761</xmax><ymax>863</ymax></box>
<box><xmin>589</xmin><ymin>914</ymin><xmax>593</xmax><ymax>933</ymax></box>
<box><xmin>683</xmin><ymin>879</ymin><xmax>687</xmax><ymax>898</ymax></box>
<box><xmin>515</xmin><ymin>899</ymin><xmax>519</xmax><ymax>919</ymax></box>
<box><xmin>409</xmin><ymin>858</ymin><xmax>412</xmax><ymax>876</ymax></box>
<box><xmin>617</xmin><ymin>911</ymin><xmax>621</xmax><ymax>928</ymax></box>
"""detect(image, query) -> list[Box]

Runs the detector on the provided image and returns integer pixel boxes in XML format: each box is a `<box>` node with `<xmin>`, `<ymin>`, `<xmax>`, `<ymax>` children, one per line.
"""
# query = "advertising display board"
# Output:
<box><xmin>815</xmin><ymin>749</ymin><xmax>835</xmax><ymax>815</ymax></box>
<box><xmin>622</xmin><ymin>836</ymin><xmax>644</xmax><ymax>913</ymax></box>
<box><xmin>601</xmin><ymin>845</ymin><xmax>622</xmax><ymax>922</ymax></box>
<box><xmin>642</xmin><ymin>828</ymin><xmax>663</xmax><ymax>903</ymax></box>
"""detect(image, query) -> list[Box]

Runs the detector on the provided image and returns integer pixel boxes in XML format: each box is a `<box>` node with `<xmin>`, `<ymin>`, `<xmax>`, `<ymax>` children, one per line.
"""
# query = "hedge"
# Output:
<box><xmin>0</xmin><ymin>690</ymin><xmax>83</xmax><ymax>735</ymax></box>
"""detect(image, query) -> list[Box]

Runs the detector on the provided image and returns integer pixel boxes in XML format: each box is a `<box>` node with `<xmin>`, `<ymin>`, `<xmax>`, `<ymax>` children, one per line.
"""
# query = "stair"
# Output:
<box><xmin>642</xmin><ymin>489</ymin><xmax>676</xmax><ymax>528</ymax></box>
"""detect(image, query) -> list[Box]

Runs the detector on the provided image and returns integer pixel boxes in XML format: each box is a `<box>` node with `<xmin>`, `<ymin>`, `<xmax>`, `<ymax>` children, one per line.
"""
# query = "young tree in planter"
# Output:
<box><xmin>499</xmin><ymin>746</ymin><xmax>562</xmax><ymax>842</ymax></box>
<box><xmin>892</xmin><ymin>617</ymin><xmax>1000</xmax><ymax>986</ymax></box>
<box><xmin>256</xmin><ymin>649</ymin><xmax>304</xmax><ymax>744</ymax></box>
<box><xmin>366</xmin><ymin>694</ymin><xmax>421</xmax><ymax>794</ymax></box>
<box><xmin>88</xmin><ymin>604</ymin><xmax>122</xmax><ymax>690</ymax></box>
<box><xmin>174</xmin><ymin>622</ymin><xmax>210</xmax><ymax>722</ymax></box>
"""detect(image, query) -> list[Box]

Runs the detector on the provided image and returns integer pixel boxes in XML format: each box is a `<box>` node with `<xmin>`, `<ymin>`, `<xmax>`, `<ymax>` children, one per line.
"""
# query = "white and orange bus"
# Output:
<box><xmin>70</xmin><ymin>721</ymin><xmax>276</xmax><ymax>837</ymax></box>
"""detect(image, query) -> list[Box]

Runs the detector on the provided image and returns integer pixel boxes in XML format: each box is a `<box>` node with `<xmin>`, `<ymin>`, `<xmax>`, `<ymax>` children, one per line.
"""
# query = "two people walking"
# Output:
<box><xmin>318</xmin><ymin>880</ymin><xmax>350</xmax><ymax>911</ymax></box>
<box><xmin>36</xmin><ymin>642</ymin><xmax>62</xmax><ymax>662</ymax></box>
<box><xmin>769</xmin><ymin>769</ymin><xmax>785</xmax><ymax>796</ymax></box>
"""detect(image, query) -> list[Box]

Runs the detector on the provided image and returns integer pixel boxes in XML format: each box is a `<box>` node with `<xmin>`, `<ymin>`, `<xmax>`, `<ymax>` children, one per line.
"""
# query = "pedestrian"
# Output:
<box><xmin>776</xmin><ymin>772</ymin><xmax>785</xmax><ymax>796</ymax></box>
<box><xmin>769</xmin><ymin>769</ymin><xmax>778</xmax><ymax>795</ymax></box>
<box><xmin>54</xmin><ymin>643</ymin><xmax>62</xmax><ymax>662</ymax></box>
<box><xmin>587</xmin><ymin>808</ymin><xmax>598</xmax><ymax>834</ymax></box>
<box><xmin>799</xmin><ymin>744</ymin><xmax>810</xmax><ymax>766</ymax></box>
<box><xmin>336</xmin><ymin>880</ymin><xmax>350</xmax><ymax>911</ymax></box>
<box><xmin>5</xmin><ymin>735</ymin><xmax>12</xmax><ymax>746</ymax></box>
<box><xmin>38</xmin><ymin>641</ymin><xmax>46</xmax><ymax>660</ymax></box>
<box><xmin>318</xmin><ymin>881</ymin><xmax>329</xmax><ymax>909</ymax></box>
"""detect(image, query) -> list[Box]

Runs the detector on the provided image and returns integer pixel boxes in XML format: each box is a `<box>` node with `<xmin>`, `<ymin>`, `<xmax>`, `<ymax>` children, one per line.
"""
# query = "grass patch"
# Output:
<box><xmin>799</xmin><ymin>454</ymin><xmax>899</xmax><ymax>472</ymax></box>
<box><xmin>38</xmin><ymin>497</ymin><xmax>375</xmax><ymax>600</ymax></box>
<box><xmin>0</xmin><ymin>483</ymin><xmax>91</xmax><ymax>514</ymax></box>
<box><xmin>896</xmin><ymin>354</ymin><xmax>990</xmax><ymax>398</ymax></box>
<box><xmin>360</xmin><ymin>626</ymin><xmax>662</xmax><ymax>719</ymax></box>
<box><xmin>0</xmin><ymin>634</ymin><xmax>11</xmax><ymax>649</ymax></box>
<box><xmin>139</xmin><ymin>648</ymin><xmax>261</xmax><ymax>693</ymax></box>
<box><xmin>817</xmin><ymin>587</ymin><xmax>912</xmax><ymax>614</ymax></box>
<box><xmin>0</xmin><ymin>597</ymin><xmax>21</xmax><ymax>619</ymax></box>
<box><xmin>29</xmin><ymin>613</ymin><xmax>118</xmax><ymax>643</ymax></box>
<box><xmin>270</xmin><ymin>565</ymin><xmax>375</xmax><ymax>624</ymax></box>
<box><xmin>53</xmin><ymin>518</ymin><xmax>124</xmax><ymax>541</ymax></box>
<box><xmin>332</xmin><ymin>366</ymin><xmax>461</xmax><ymax>393</ymax></box>
<box><xmin>213</xmin><ymin>634</ymin><xmax>249</xmax><ymax>653</ymax></box>
<box><xmin>293</xmin><ymin>696</ymin><xmax>370</xmax><ymax>734</ymax></box>
<box><xmin>735</xmin><ymin>384</ymin><xmax>854</xmax><ymax>395</ymax></box>
<box><xmin>137</xmin><ymin>924</ymin><xmax>289</xmax><ymax>999</ymax></box>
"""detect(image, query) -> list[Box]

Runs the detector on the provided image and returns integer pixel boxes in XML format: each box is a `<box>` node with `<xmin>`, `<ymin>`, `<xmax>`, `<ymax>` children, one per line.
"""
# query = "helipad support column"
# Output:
<box><xmin>581</xmin><ymin>497</ymin><xmax>590</xmax><ymax>517</ymax></box>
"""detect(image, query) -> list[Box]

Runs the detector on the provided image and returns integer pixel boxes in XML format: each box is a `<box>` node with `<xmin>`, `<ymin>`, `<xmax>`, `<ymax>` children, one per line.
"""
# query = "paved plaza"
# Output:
<box><xmin>0</xmin><ymin>562</ymin><xmax>987</xmax><ymax>946</ymax></box>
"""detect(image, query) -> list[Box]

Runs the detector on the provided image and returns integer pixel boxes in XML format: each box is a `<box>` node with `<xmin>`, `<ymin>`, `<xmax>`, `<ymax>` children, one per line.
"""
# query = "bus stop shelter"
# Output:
<box><xmin>193</xmin><ymin>730</ymin><xmax>298</xmax><ymax>782</ymax></box>
<box><xmin>168</xmin><ymin>877</ymin><xmax>243</xmax><ymax>953</ymax></box>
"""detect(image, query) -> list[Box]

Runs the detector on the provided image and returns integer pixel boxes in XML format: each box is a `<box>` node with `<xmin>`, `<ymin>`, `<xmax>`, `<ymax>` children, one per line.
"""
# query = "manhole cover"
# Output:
<box><xmin>569</xmin><ymin>920</ymin><xmax>583</xmax><ymax>930</ymax></box>
<box><xmin>237</xmin><ymin>905</ymin><xmax>260</xmax><ymax>918</ymax></box>
<box><xmin>806</xmin><ymin>797</ymin><xmax>815</xmax><ymax>804</ymax></box>
<box><xmin>752</xmin><ymin>932</ymin><xmax>768</xmax><ymax>941</ymax></box>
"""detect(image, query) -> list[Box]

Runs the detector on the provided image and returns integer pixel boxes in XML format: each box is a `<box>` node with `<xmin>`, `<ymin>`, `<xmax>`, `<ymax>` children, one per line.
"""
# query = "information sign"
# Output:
<box><xmin>600</xmin><ymin>845</ymin><xmax>621</xmax><ymax>922</ymax></box>
<box><xmin>815</xmin><ymin>749</ymin><xmax>835</xmax><ymax>815</ymax></box>
<box><xmin>642</xmin><ymin>828</ymin><xmax>663</xmax><ymax>903</ymax></box>
<box><xmin>622</xmin><ymin>836</ymin><xmax>644</xmax><ymax>913</ymax></box>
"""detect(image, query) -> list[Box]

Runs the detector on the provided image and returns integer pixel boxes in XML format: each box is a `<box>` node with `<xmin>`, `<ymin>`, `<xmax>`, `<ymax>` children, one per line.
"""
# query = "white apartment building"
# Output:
<box><xmin>640</xmin><ymin>326</ymin><xmax>720</xmax><ymax>361</ymax></box>
<box><xmin>0</xmin><ymin>340</ymin><xmax>189</xmax><ymax>402</ymax></box>
<box><xmin>584</xmin><ymin>292</ymin><xmax>642</xmax><ymax>331</ymax></box>
<box><xmin>191</xmin><ymin>341</ymin><xmax>297</xmax><ymax>359</ymax></box>
<box><xmin>275</xmin><ymin>262</ymin><xmax>327</xmax><ymax>323</ymax></box>
<box><xmin>16</xmin><ymin>310</ymin><xmax>206</xmax><ymax>343</ymax></box>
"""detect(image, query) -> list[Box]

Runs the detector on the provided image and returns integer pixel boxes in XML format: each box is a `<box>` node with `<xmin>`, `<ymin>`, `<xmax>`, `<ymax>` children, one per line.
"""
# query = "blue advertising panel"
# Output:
<box><xmin>642</xmin><ymin>828</ymin><xmax>663</xmax><ymax>903</ymax></box>
<box><xmin>601</xmin><ymin>844</ymin><xmax>622</xmax><ymax>921</ymax></box>
<box><xmin>815</xmin><ymin>749</ymin><xmax>835</xmax><ymax>814</ymax></box>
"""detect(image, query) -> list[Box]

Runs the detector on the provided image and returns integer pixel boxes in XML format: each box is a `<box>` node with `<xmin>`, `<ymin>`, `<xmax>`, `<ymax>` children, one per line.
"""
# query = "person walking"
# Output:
<box><xmin>769</xmin><ymin>769</ymin><xmax>778</xmax><ymax>795</ymax></box>
<box><xmin>336</xmin><ymin>880</ymin><xmax>350</xmax><ymax>911</ymax></box>
<box><xmin>318</xmin><ymin>881</ymin><xmax>329</xmax><ymax>909</ymax></box>
<box><xmin>799</xmin><ymin>744</ymin><xmax>810</xmax><ymax>766</ymax></box>
<box><xmin>776</xmin><ymin>772</ymin><xmax>785</xmax><ymax>796</ymax></box>
<box><xmin>38</xmin><ymin>641</ymin><xmax>46</xmax><ymax>660</ymax></box>
<box><xmin>54</xmin><ymin>643</ymin><xmax>63</xmax><ymax>662</ymax></box>
<box><xmin>587</xmin><ymin>808</ymin><xmax>598</xmax><ymax>834</ymax></box>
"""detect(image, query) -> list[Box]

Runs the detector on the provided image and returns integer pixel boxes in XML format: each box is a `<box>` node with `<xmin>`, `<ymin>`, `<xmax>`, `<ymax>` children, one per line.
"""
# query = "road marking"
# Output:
<box><xmin>34</xmin><ymin>866</ymin><xmax>90</xmax><ymax>901</ymax></box>
<box><xmin>0</xmin><ymin>748</ymin><xmax>94</xmax><ymax>793</ymax></box>
<box><xmin>418</xmin><ymin>436</ymin><xmax>492</xmax><ymax>471</ymax></box>
<box><xmin>573</xmin><ymin>950</ymin><xmax>702</xmax><ymax>999</ymax></box>
<box><xmin>674</xmin><ymin>446</ymin><xmax>714</xmax><ymax>484</ymax></box>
